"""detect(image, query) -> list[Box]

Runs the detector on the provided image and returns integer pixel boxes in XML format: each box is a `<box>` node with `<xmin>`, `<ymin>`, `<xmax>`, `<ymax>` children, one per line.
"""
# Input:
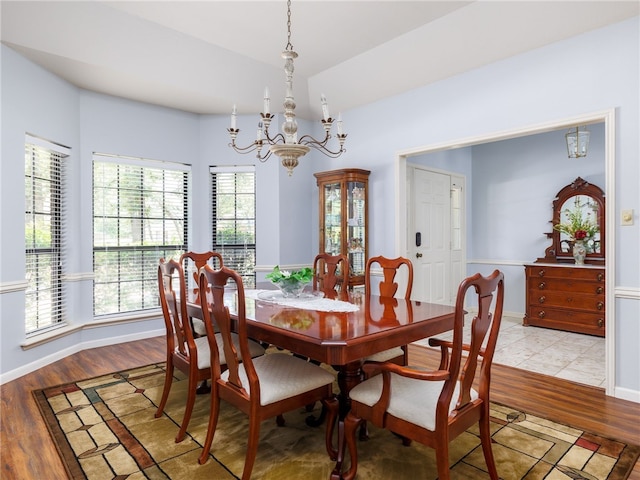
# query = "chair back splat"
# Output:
<box><xmin>197</xmin><ymin>264</ymin><xmax>335</xmax><ymax>479</ymax></box>
<box><xmin>362</xmin><ymin>255</ymin><xmax>414</xmax><ymax>365</ymax></box>
<box><xmin>339</xmin><ymin>270</ymin><xmax>505</xmax><ymax>480</ymax></box>
<box><xmin>365</xmin><ymin>255</ymin><xmax>413</xmax><ymax>299</ymax></box>
<box><xmin>180</xmin><ymin>251</ymin><xmax>224</xmax><ymax>304</ymax></box>
<box><xmin>313</xmin><ymin>252</ymin><xmax>350</xmax><ymax>298</ymax></box>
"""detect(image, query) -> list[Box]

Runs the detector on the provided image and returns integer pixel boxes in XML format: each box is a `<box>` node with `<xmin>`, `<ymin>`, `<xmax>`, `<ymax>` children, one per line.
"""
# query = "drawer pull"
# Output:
<box><xmin>597</xmin><ymin>273</ymin><xmax>604</xmax><ymax>282</ymax></box>
<box><xmin>598</xmin><ymin>318</ymin><xmax>604</xmax><ymax>328</ymax></box>
<box><xmin>597</xmin><ymin>302</ymin><xmax>604</xmax><ymax>310</ymax></box>
<box><xmin>538</xmin><ymin>270</ymin><xmax>545</xmax><ymax>277</ymax></box>
<box><xmin>538</xmin><ymin>296</ymin><xmax>546</xmax><ymax>304</ymax></box>
<box><xmin>538</xmin><ymin>282</ymin><xmax>546</xmax><ymax>290</ymax></box>
<box><xmin>537</xmin><ymin>311</ymin><xmax>546</xmax><ymax>318</ymax></box>
<box><xmin>596</xmin><ymin>286</ymin><xmax>603</xmax><ymax>294</ymax></box>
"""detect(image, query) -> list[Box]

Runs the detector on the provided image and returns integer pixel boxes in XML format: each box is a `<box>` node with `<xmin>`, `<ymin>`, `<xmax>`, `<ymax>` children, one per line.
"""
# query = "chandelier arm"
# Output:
<box><xmin>229</xmin><ymin>142</ymin><xmax>260</xmax><ymax>154</ymax></box>
<box><xmin>297</xmin><ymin>132</ymin><xmax>331</xmax><ymax>147</ymax></box>
<box><xmin>229</xmin><ymin>139</ymin><xmax>272</xmax><ymax>161</ymax></box>
<box><xmin>257</xmin><ymin>150</ymin><xmax>272</xmax><ymax>163</ymax></box>
<box><xmin>263</xmin><ymin>131</ymin><xmax>287</xmax><ymax>145</ymax></box>
<box><xmin>306</xmin><ymin>142</ymin><xmax>347</xmax><ymax>158</ymax></box>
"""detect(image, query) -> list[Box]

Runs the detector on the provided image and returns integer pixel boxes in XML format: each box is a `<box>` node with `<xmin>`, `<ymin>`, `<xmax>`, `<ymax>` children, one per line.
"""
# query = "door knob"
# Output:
<box><xmin>416</xmin><ymin>253</ymin><xmax>423</xmax><ymax>258</ymax></box>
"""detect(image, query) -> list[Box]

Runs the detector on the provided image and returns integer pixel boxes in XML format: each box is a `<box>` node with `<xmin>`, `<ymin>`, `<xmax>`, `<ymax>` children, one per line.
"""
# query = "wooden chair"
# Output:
<box><xmin>197</xmin><ymin>264</ymin><xmax>336</xmax><ymax>479</ymax></box>
<box><xmin>313</xmin><ymin>253</ymin><xmax>350</xmax><ymax>299</ymax></box>
<box><xmin>363</xmin><ymin>255</ymin><xmax>414</xmax><ymax>365</ymax></box>
<box><xmin>338</xmin><ymin>270</ymin><xmax>505</xmax><ymax>480</ymax></box>
<box><xmin>180</xmin><ymin>251</ymin><xmax>225</xmax><ymax>393</ymax></box>
<box><xmin>155</xmin><ymin>258</ymin><xmax>264</xmax><ymax>443</ymax></box>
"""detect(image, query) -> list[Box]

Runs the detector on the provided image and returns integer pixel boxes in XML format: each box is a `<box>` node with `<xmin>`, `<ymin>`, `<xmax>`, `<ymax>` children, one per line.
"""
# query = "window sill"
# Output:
<box><xmin>21</xmin><ymin>308</ymin><xmax>162</xmax><ymax>350</ymax></box>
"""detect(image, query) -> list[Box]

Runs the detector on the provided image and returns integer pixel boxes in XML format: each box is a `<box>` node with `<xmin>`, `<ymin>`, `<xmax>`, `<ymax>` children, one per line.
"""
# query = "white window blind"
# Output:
<box><xmin>24</xmin><ymin>136</ymin><xmax>70</xmax><ymax>334</ymax></box>
<box><xmin>210</xmin><ymin>166</ymin><xmax>256</xmax><ymax>288</ymax></box>
<box><xmin>93</xmin><ymin>154</ymin><xmax>190</xmax><ymax>316</ymax></box>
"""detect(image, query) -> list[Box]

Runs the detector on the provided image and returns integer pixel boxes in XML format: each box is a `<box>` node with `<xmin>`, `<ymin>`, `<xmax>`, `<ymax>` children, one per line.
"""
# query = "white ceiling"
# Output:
<box><xmin>2</xmin><ymin>1</ymin><xmax>638</xmax><ymax>119</ymax></box>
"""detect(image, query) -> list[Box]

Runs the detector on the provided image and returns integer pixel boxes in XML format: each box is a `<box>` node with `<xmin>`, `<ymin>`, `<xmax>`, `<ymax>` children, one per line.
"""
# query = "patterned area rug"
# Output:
<box><xmin>34</xmin><ymin>363</ymin><xmax>639</xmax><ymax>479</ymax></box>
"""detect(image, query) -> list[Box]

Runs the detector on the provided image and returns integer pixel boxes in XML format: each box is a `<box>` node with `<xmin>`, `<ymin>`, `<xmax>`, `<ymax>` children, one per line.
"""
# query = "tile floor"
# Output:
<box><xmin>414</xmin><ymin>314</ymin><xmax>606</xmax><ymax>388</ymax></box>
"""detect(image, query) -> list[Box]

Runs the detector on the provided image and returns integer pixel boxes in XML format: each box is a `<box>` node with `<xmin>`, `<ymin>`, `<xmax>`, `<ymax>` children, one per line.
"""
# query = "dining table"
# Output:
<box><xmin>185</xmin><ymin>284</ymin><xmax>456</xmax><ymax>479</ymax></box>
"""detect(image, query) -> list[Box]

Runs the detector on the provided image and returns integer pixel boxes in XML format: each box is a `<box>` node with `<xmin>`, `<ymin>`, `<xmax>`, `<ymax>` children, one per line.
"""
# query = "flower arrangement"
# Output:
<box><xmin>266</xmin><ymin>265</ymin><xmax>313</xmax><ymax>298</ymax></box>
<box><xmin>553</xmin><ymin>197</ymin><xmax>599</xmax><ymax>242</ymax></box>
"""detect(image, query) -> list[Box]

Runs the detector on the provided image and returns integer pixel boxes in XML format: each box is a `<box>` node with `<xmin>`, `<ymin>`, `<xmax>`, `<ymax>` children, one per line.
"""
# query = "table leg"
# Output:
<box><xmin>328</xmin><ymin>360</ymin><xmax>363</xmax><ymax>478</ymax></box>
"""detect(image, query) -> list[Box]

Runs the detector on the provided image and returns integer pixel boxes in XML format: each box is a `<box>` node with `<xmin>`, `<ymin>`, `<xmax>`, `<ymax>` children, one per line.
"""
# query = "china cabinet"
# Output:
<box><xmin>314</xmin><ymin>169</ymin><xmax>369</xmax><ymax>287</ymax></box>
<box><xmin>524</xmin><ymin>177</ymin><xmax>606</xmax><ymax>336</ymax></box>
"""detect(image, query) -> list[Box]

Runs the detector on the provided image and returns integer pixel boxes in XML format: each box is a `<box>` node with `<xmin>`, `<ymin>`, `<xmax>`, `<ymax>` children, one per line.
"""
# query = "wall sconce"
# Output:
<box><xmin>565</xmin><ymin>126</ymin><xmax>590</xmax><ymax>158</ymax></box>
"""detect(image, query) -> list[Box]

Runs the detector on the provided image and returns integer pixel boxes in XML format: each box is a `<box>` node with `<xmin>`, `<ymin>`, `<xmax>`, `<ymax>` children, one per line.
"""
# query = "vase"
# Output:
<box><xmin>274</xmin><ymin>280</ymin><xmax>309</xmax><ymax>298</ymax></box>
<box><xmin>573</xmin><ymin>240</ymin><xmax>587</xmax><ymax>265</ymax></box>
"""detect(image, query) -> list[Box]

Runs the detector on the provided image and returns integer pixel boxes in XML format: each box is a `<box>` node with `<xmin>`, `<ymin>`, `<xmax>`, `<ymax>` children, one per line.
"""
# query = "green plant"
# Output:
<box><xmin>266</xmin><ymin>265</ymin><xmax>313</xmax><ymax>285</ymax></box>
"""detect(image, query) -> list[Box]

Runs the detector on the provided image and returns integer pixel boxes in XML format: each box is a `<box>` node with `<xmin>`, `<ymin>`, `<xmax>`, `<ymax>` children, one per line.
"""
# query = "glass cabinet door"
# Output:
<box><xmin>315</xmin><ymin>169</ymin><xmax>370</xmax><ymax>286</ymax></box>
<box><xmin>323</xmin><ymin>182</ymin><xmax>341</xmax><ymax>256</ymax></box>
<box><xmin>346</xmin><ymin>180</ymin><xmax>366</xmax><ymax>277</ymax></box>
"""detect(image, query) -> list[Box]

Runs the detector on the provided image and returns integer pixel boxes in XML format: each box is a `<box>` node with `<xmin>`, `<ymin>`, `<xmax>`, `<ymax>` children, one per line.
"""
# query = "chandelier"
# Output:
<box><xmin>565</xmin><ymin>126</ymin><xmax>590</xmax><ymax>158</ymax></box>
<box><xmin>227</xmin><ymin>0</ymin><xmax>347</xmax><ymax>176</ymax></box>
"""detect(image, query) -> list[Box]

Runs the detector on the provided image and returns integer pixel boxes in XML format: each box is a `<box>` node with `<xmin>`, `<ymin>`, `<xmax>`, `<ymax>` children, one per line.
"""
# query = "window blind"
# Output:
<box><xmin>93</xmin><ymin>154</ymin><xmax>190</xmax><ymax>316</ymax></box>
<box><xmin>210</xmin><ymin>166</ymin><xmax>256</xmax><ymax>288</ymax></box>
<box><xmin>24</xmin><ymin>136</ymin><xmax>70</xmax><ymax>334</ymax></box>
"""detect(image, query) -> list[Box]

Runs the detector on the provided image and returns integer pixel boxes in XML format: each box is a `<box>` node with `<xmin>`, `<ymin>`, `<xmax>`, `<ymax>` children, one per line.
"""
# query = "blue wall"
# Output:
<box><xmin>1</xmin><ymin>17</ymin><xmax>638</xmax><ymax>398</ymax></box>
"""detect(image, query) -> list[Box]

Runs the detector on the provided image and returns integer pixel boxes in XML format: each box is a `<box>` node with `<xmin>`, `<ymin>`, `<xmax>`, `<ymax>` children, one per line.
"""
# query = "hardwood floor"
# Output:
<box><xmin>1</xmin><ymin>338</ymin><xmax>638</xmax><ymax>479</ymax></box>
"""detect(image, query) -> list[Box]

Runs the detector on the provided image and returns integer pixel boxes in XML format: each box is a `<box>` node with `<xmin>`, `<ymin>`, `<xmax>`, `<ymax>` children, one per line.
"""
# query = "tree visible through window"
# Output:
<box><xmin>93</xmin><ymin>155</ymin><xmax>189</xmax><ymax>316</ymax></box>
<box><xmin>24</xmin><ymin>137</ymin><xmax>69</xmax><ymax>334</ymax></box>
<box><xmin>211</xmin><ymin>166</ymin><xmax>256</xmax><ymax>287</ymax></box>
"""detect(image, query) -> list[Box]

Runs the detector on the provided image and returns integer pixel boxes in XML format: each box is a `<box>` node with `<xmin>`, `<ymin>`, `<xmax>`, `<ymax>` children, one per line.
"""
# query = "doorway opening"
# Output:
<box><xmin>394</xmin><ymin>109</ymin><xmax>615</xmax><ymax>396</ymax></box>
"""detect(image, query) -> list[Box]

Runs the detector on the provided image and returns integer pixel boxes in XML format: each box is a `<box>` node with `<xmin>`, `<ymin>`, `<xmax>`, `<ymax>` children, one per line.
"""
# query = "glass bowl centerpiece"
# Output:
<box><xmin>266</xmin><ymin>265</ymin><xmax>313</xmax><ymax>298</ymax></box>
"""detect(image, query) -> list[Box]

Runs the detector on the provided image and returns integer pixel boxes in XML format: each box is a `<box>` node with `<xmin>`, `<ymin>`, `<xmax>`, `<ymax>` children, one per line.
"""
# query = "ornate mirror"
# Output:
<box><xmin>538</xmin><ymin>177</ymin><xmax>605</xmax><ymax>265</ymax></box>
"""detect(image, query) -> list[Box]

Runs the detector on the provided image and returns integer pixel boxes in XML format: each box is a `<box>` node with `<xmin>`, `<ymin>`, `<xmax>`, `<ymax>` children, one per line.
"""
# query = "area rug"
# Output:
<box><xmin>34</xmin><ymin>363</ymin><xmax>639</xmax><ymax>480</ymax></box>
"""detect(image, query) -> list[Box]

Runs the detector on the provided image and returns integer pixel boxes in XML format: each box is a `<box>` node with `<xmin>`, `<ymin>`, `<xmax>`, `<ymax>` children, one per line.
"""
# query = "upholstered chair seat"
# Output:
<box><xmin>220</xmin><ymin>352</ymin><xmax>335</xmax><ymax>406</ymax></box>
<box><xmin>349</xmin><ymin>373</ymin><xmax>478</xmax><ymax>432</ymax></box>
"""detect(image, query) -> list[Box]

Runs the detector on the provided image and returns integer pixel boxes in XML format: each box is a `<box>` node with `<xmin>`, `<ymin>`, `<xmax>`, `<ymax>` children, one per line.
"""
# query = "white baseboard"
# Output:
<box><xmin>613</xmin><ymin>386</ymin><xmax>640</xmax><ymax>404</ymax></box>
<box><xmin>1</xmin><ymin>328</ymin><xmax>164</xmax><ymax>385</ymax></box>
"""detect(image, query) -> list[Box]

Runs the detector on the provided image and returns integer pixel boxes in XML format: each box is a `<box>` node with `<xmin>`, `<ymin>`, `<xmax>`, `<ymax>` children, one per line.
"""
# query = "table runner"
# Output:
<box><xmin>245</xmin><ymin>289</ymin><xmax>359</xmax><ymax>312</ymax></box>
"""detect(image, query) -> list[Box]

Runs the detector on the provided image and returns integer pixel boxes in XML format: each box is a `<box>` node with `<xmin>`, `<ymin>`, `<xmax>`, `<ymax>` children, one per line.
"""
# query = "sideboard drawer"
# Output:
<box><xmin>527</xmin><ymin>290</ymin><xmax>605</xmax><ymax>312</ymax></box>
<box><xmin>526</xmin><ymin>265</ymin><xmax>605</xmax><ymax>282</ymax></box>
<box><xmin>525</xmin><ymin>306</ymin><xmax>605</xmax><ymax>336</ymax></box>
<box><xmin>528</xmin><ymin>277</ymin><xmax>605</xmax><ymax>295</ymax></box>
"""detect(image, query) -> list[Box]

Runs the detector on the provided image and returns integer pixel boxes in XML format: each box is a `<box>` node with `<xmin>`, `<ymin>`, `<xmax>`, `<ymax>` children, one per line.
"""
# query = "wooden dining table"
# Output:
<box><xmin>185</xmin><ymin>286</ymin><xmax>456</xmax><ymax>478</ymax></box>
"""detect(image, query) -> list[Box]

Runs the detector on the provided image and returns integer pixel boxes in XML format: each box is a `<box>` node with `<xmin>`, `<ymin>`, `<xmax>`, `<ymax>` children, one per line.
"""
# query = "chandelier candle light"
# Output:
<box><xmin>227</xmin><ymin>0</ymin><xmax>347</xmax><ymax>176</ymax></box>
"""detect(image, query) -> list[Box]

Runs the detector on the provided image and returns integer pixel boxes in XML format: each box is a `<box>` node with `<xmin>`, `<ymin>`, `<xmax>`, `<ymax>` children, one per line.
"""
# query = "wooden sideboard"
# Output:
<box><xmin>523</xmin><ymin>263</ymin><xmax>605</xmax><ymax>337</ymax></box>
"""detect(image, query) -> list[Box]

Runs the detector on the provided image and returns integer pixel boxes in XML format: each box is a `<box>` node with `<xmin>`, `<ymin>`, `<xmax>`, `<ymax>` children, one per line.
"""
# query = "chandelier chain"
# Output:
<box><xmin>285</xmin><ymin>0</ymin><xmax>294</xmax><ymax>52</ymax></box>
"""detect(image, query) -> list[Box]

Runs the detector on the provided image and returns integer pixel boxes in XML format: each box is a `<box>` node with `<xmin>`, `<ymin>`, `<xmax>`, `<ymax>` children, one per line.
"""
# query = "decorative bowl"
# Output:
<box><xmin>266</xmin><ymin>265</ymin><xmax>313</xmax><ymax>299</ymax></box>
<box><xmin>273</xmin><ymin>279</ymin><xmax>309</xmax><ymax>298</ymax></box>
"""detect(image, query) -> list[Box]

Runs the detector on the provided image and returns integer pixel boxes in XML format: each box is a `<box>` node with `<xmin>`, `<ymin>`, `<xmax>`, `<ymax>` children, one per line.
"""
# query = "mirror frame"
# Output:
<box><xmin>538</xmin><ymin>177</ymin><xmax>605</xmax><ymax>265</ymax></box>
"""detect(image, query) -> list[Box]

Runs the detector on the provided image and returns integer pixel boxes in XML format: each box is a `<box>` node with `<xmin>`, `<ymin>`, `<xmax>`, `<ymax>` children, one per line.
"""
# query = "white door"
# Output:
<box><xmin>408</xmin><ymin>167</ymin><xmax>465</xmax><ymax>304</ymax></box>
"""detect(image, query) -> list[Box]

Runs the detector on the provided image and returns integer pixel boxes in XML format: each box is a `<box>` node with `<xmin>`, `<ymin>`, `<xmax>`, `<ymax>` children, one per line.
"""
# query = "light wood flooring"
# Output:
<box><xmin>1</xmin><ymin>337</ymin><xmax>638</xmax><ymax>479</ymax></box>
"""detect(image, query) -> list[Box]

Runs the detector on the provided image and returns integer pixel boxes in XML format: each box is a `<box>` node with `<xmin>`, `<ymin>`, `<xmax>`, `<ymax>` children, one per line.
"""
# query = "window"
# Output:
<box><xmin>24</xmin><ymin>136</ymin><xmax>70</xmax><ymax>334</ymax></box>
<box><xmin>211</xmin><ymin>166</ymin><xmax>256</xmax><ymax>287</ymax></box>
<box><xmin>93</xmin><ymin>154</ymin><xmax>190</xmax><ymax>316</ymax></box>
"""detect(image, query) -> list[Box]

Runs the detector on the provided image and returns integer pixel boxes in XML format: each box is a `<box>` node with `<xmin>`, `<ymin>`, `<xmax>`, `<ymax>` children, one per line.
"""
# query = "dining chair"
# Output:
<box><xmin>197</xmin><ymin>264</ymin><xmax>336</xmax><ymax>479</ymax></box>
<box><xmin>180</xmin><ymin>251</ymin><xmax>224</xmax><ymax>337</ymax></box>
<box><xmin>155</xmin><ymin>258</ymin><xmax>264</xmax><ymax>443</ymax></box>
<box><xmin>363</xmin><ymin>255</ymin><xmax>414</xmax><ymax>365</ymax></box>
<box><xmin>180</xmin><ymin>251</ymin><xmax>225</xmax><ymax>394</ymax></box>
<box><xmin>337</xmin><ymin>270</ymin><xmax>505</xmax><ymax>480</ymax></box>
<box><xmin>313</xmin><ymin>253</ymin><xmax>350</xmax><ymax>299</ymax></box>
